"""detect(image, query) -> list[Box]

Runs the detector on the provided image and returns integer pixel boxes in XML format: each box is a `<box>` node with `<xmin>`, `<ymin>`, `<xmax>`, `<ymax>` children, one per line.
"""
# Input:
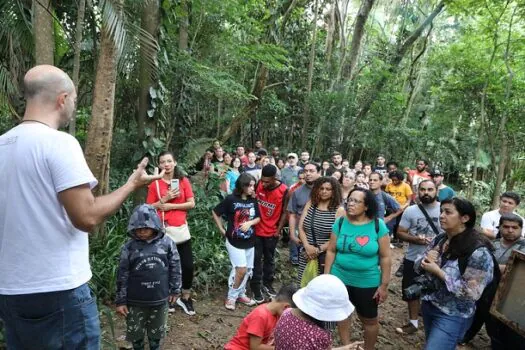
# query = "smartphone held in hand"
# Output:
<box><xmin>170</xmin><ymin>179</ymin><xmax>180</xmax><ymax>192</ymax></box>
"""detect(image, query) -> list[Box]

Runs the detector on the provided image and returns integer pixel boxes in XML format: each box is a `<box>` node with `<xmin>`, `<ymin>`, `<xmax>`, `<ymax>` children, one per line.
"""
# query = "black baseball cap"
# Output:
<box><xmin>431</xmin><ymin>169</ymin><xmax>444</xmax><ymax>177</ymax></box>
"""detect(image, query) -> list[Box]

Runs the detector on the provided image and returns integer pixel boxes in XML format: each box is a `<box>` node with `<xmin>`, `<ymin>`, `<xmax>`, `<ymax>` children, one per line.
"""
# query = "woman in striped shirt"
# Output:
<box><xmin>297</xmin><ymin>177</ymin><xmax>345</xmax><ymax>283</ymax></box>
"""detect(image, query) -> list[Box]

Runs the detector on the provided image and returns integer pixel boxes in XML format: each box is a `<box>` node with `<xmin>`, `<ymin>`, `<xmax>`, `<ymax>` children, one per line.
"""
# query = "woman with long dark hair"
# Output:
<box><xmin>146</xmin><ymin>151</ymin><xmax>197</xmax><ymax>315</ymax></box>
<box><xmin>414</xmin><ymin>197</ymin><xmax>495</xmax><ymax>350</ymax></box>
<box><xmin>225</xmin><ymin>156</ymin><xmax>243</xmax><ymax>194</ymax></box>
<box><xmin>324</xmin><ymin>188</ymin><xmax>391</xmax><ymax>350</ymax></box>
<box><xmin>297</xmin><ymin>177</ymin><xmax>344</xmax><ymax>283</ymax></box>
<box><xmin>212</xmin><ymin>173</ymin><xmax>260</xmax><ymax>310</ymax></box>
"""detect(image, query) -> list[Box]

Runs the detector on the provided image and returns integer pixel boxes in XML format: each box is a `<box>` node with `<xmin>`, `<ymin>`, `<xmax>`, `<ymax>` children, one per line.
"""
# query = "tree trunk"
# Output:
<box><xmin>179</xmin><ymin>0</ymin><xmax>189</xmax><ymax>51</ymax></box>
<box><xmin>33</xmin><ymin>0</ymin><xmax>54</xmax><ymax>64</ymax></box>
<box><xmin>85</xmin><ymin>27</ymin><xmax>118</xmax><ymax>197</ymax></box>
<box><xmin>300</xmin><ymin>0</ymin><xmax>319</xmax><ymax>150</ymax></box>
<box><xmin>325</xmin><ymin>2</ymin><xmax>336</xmax><ymax>68</ymax></box>
<box><xmin>467</xmin><ymin>30</ymin><xmax>500</xmax><ymax>200</ymax></box>
<box><xmin>345</xmin><ymin>0</ymin><xmax>375</xmax><ymax>81</ymax></box>
<box><xmin>221</xmin><ymin>65</ymin><xmax>269</xmax><ymax>143</ymax></box>
<box><xmin>137</xmin><ymin>0</ymin><xmax>160</xmax><ymax>141</ymax></box>
<box><xmin>354</xmin><ymin>1</ymin><xmax>445</xmax><ymax>122</ymax></box>
<box><xmin>491</xmin><ymin>6</ymin><xmax>516</xmax><ymax>208</ymax></box>
<box><xmin>69</xmin><ymin>0</ymin><xmax>86</xmax><ymax>135</ymax></box>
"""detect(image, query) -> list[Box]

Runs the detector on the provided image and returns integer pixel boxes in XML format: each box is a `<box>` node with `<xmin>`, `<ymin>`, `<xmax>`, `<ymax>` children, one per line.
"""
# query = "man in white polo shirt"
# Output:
<box><xmin>480</xmin><ymin>191</ymin><xmax>525</xmax><ymax>239</ymax></box>
<box><xmin>0</xmin><ymin>65</ymin><xmax>162</xmax><ymax>349</ymax></box>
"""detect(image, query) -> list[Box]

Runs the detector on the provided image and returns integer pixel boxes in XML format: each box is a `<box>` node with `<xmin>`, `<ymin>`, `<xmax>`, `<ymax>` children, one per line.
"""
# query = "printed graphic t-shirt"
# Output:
<box><xmin>225</xmin><ymin>304</ymin><xmax>278</xmax><ymax>350</ymax></box>
<box><xmin>331</xmin><ymin>217</ymin><xmax>389</xmax><ymax>288</ymax></box>
<box><xmin>214</xmin><ymin>195</ymin><xmax>260</xmax><ymax>249</ymax></box>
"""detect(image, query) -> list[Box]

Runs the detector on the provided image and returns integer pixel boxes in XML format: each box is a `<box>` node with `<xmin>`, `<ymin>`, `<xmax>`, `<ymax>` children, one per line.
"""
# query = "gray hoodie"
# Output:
<box><xmin>115</xmin><ymin>204</ymin><xmax>182</xmax><ymax>306</ymax></box>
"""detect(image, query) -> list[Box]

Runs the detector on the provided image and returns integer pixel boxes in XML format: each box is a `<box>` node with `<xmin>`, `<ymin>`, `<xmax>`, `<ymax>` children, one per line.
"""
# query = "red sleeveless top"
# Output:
<box><xmin>255</xmin><ymin>181</ymin><xmax>288</xmax><ymax>237</ymax></box>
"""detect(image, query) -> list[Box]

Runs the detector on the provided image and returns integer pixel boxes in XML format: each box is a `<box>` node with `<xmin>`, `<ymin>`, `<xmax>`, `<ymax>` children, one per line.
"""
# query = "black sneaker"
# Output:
<box><xmin>176</xmin><ymin>297</ymin><xmax>196</xmax><ymax>316</ymax></box>
<box><xmin>253</xmin><ymin>289</ymin><xmax>265</xmax><ymax>304</ymax></box>
<box><xmin>262</xmin><ymin>284</ymin><xmax>277</xmax><ymax>298</ymax></box>
<box><xmin>395</xmin><ymin>263</ymin><xmax>404</xmax><ymax>277</ymax></box>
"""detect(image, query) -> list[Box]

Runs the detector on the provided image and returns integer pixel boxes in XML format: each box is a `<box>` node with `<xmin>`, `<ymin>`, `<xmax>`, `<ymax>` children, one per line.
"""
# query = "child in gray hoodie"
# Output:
<box><xmin>116</xmin><ymin>204</ymin><xmax>181</xmax><ymax>350</ymax></box>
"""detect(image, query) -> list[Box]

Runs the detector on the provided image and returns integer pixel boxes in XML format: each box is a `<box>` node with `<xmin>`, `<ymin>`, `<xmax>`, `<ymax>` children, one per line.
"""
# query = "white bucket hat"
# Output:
<box><xmin>292</xmin><ymin>275</ymin><xmax>354</xmax><ymax>322</ymax></box>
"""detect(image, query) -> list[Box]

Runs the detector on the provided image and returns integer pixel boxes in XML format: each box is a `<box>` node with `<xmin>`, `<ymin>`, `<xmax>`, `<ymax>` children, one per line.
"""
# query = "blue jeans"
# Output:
<box><xmin>0</xmin><ymin>283</ymin><xmax>100</xmax><ymax>349</ymax></box>
<box><xmin>422</xmin><ymin>301</ymin><xmax>473</xmax><ymax>350</ymax></box>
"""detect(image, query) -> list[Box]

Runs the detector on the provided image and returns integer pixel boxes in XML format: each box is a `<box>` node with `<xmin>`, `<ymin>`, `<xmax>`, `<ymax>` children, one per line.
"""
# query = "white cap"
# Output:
<box><xmin>287</xmin><ymin>153</ymin><xmax>298</xmax><ymax>160</ymax></box>
<box><xmin>292</xmin><ymin>275</ymin><xmax>354</xmax><ymax>322</ymax></box>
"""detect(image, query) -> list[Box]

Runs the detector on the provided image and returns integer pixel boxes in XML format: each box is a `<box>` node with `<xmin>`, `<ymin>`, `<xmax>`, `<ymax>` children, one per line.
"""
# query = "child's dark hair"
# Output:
<box><xmin>274</xmin><ymin>283</ymin><xmax>299</xmax><ymax>306</ymax></box>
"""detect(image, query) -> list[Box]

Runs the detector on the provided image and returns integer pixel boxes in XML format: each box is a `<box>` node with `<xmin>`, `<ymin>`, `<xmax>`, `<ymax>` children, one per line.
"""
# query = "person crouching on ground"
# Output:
<box><xmin>273</xmin><ymin>274</ymin><xmax>362</xmax><ymax>350</ymax></box>
<box><xmin>212</xmin><ymin>173</ymin><xmax>261</xmax><ymax>310</ymax></box>
<box><xmin>115</xmin><ymin>204</ymin><xmax>182</xmax><ymax>350</ymax></box>
<box><xmin>224</xmin><ymin>284</ymin><xmax>298</xmax><ymax>350</ymax></box>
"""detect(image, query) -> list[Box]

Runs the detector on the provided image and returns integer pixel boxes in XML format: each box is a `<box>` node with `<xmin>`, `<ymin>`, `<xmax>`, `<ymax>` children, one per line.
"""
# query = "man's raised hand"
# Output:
<box><xmin>127</xmin><ymin>158</ymin><xmax>165</xmax><ymax>190</ymax></box>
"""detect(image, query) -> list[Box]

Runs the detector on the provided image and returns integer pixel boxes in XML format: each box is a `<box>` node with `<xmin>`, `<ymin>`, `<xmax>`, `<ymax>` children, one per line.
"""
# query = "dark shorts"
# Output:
<box><xmin>346</xmin><ymin>285</ymin><xmax>378</xmax><ymax>319</ymax></box>
<box><xmin>402</xmin><ymin>258</ymin><xmax>421</xmax><ymax>301</ymax></box>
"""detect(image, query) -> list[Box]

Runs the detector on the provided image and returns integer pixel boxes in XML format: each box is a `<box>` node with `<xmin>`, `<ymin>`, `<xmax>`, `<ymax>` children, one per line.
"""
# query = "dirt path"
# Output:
<box><xmin>102</xmin><ymin>245</ymin><xmax>492</xmax><ymax>349</ymax></box>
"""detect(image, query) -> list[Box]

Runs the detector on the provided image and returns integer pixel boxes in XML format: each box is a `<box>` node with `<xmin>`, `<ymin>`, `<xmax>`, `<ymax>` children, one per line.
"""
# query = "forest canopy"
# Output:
<box><xmin>0</xmin><ymin>0</ymin><xmax>524</xmax><ymax>209</ymax></box>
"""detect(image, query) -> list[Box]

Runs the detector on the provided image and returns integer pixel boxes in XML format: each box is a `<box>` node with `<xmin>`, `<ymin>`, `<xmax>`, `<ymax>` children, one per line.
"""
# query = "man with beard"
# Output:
<box><xmin>395</xmin><ymin>180</ymin><xmax>441</xmax><ymax>335</ymax></box>
<box><xmin>407</xmin><ymin>159</ymin><xmax>431</xmax><ymax>197</ymax></box>
<box><xmin>431</xmin><ymin>169</ymin><xmax>455</xmax><ymax>202</ymax></box>
<box><xmin>327</xmin><ymin>151</ymin><xmax>344</xmax><ymax>175</ymax></box>
<box><xmin>0</xmin><ymin>65</ymin><xmax>163</xmax><ymax>348</ymax></box>
<box><xmin>287</xmin><ymin>163</ymin><xmax>321</xmax><ymax>265</ymax></box>
<box><xmin>373</xmin><ymin>154</ymin><xmax>388</xmax><ymax>177</ymax></box>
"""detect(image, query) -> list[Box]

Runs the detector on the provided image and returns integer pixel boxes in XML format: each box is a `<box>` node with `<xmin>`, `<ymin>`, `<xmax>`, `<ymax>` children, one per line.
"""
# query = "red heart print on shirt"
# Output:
<box><xmin>356</xmin><ymin>236</ymin><xmax>369</xmax><ymax>247</ymax></box>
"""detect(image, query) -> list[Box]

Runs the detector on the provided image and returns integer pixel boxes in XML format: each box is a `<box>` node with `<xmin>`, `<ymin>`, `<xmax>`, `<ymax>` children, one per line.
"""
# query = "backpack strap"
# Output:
<box><xmin>375</xmin><ymin>217</ymin><xmax>379</xmax><ymax>235</ymax></box>
<box><xmin>417</xmin><ymin>203</ymin><xmax>440</xmax><ymax>236</ymax></box>
<box><xmin>337</xmin><ymin>216</ymin><xmax>344</xmax><ymax>234</ymax></box>
<box><xmin>310</xmin><ymin>205</ymin><xmax>318</xmax><ymax>246</ymax></box>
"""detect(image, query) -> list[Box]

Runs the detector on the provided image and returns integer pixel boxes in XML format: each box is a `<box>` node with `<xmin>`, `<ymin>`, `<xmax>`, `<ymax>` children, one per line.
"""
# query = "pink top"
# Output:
<box><xmin>274</xmin><ymin>309</ymin><xmax>332</xmax><ymax>350</ymax></box>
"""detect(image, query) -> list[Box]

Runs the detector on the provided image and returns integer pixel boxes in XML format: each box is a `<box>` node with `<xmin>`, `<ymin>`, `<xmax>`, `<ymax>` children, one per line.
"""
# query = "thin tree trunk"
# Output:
<box><xmin>354</xmin><ymin>1</ymin><xmax>445</xmax><ymax>123</ymax></box>
<box><xmin>221</xmin><ymin>65</ymin><xmax>269</xmax><ymax>143</ymax></box>
<box><xmin>69</xmin><ymin>0</ymin><xmax>86</xmax><ymax>135</ymax></box>
<box><xmin>137</xmin><ymin>0</ymin><xmax>160</xmax><ymax>141</ymax></box>
<box><xmin>345</xmin><ymin>0</ymin><xmax>375</xmax><ymax>81</ymax></box>
<box><xmin>85</xmin><ymin>24</ymin><xmax>118</xmax><ymax>197</ymax></box>
<box><xmin>491</xmin><ymin>6</ymin><xmax>516</xmax><ymax>208</ymax></box>
<box><xmin>300</xmin><ymin>0</ymin><xmax>319</xmax><ymax>150</ymax></box>
<box><xmin>179</xmin><ymin>0</ymin><xmax>189</xmax><ymax>51</ymax></box>
<box><xmin>33</xmin><ymin>0</ymin><xmax>54</xmax><ymax>64</ymax></box>
<box><xmin>468</xmin><ymin>32</ymin><xmax>500</xmax><ymax>200</ymax></box>
<box><xmin>325</xmin><ymin>2</ymin><xmax>336</xmax><ymax>68</ymax></box>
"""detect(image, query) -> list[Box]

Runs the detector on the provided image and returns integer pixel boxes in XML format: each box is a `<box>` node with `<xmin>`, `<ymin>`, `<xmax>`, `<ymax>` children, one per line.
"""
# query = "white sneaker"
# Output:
<box><xmin>225</xmin><ymin>298</ymin><xmax>236</xmax><ymax>310</ymax></box>
<box><xmin>237</xmin><ymin>295</ymin><xmax>257</xmax><ymax>306</ymax></box>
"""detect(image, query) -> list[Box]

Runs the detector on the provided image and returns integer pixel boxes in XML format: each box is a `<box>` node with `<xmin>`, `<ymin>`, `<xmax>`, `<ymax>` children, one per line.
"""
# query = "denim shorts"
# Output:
<box><xmin>0</xmin><ymin>283</ymin><xmax>100</xmax><ymax>349</ymax></box>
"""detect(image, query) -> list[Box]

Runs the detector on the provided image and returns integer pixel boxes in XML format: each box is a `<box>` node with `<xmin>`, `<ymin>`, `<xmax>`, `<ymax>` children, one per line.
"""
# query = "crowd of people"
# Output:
<box><xmin>1</xmin><ymin>64</ymin><xmax>524</xmax><ymax>350</ymax></box>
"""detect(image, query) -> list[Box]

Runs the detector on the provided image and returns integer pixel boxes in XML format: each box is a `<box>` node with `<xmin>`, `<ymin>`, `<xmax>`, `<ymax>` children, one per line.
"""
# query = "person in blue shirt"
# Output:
<box><xmin>368</xmin><ymin>172</ymin><xmax>402</xmax><ymax>231</ymax></box>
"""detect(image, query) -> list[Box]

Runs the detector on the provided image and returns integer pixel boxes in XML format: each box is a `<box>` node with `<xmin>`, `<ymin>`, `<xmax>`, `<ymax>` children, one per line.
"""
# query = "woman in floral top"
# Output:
<box><xmin>414</xmin><ymin>197</ymin><xmax>494</xmax><ymax>350</ymax></box>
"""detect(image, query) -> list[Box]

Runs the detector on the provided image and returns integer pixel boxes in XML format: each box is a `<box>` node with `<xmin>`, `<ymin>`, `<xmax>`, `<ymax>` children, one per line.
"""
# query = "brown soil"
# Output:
<box><xmin>101</xmin><ymin>245</ymin><xmax>492</xmax><ymax>350</ymax></box>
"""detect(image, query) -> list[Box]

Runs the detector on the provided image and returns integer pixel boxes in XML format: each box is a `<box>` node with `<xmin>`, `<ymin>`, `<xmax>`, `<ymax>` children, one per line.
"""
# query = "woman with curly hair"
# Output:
<box><xmin>297</xmin><ymin>177</ymin><xmax>345</xmax><ymax>283</ymax></box>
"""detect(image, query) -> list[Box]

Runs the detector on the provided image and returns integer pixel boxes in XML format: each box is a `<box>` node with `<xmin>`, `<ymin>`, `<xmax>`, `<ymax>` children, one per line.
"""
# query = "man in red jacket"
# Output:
<box><xmin>251</xmin><ymin>165</ymin><xmax>289</xmax><ymax>304</ymax></box>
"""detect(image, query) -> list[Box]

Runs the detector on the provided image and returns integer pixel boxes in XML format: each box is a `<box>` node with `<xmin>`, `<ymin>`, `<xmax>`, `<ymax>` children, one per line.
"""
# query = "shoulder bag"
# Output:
<box><xmin>155</xmin><ymin>180</ymin><xmax>191</xmax><ymax>244</ymax></box>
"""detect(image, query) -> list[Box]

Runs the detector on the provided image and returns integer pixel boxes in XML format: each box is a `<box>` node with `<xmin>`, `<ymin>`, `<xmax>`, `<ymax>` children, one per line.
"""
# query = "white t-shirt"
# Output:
<box><xmin>480</xmin><ymin>209</ymin><xmax>525</xmax><ymax>237</ymax></box>
<box><xmin>0</xmin><ymin>123</ymin><xmax>97</xmax><ymax>295</ymax></box>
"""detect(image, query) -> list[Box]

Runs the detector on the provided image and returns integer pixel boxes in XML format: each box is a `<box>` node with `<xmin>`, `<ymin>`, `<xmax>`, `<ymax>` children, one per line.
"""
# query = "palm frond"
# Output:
<box><xmin>181</xmin><ymin>137</ymin><xmax>216</xmax><ymax>166</ymax></box>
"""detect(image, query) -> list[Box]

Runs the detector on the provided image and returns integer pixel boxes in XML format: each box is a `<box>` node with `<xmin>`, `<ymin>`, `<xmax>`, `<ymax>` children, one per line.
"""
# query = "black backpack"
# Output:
<box><xmin>435</xmin><ymin>233</ymin><xmax>501</xmax><ymax>307</ymax></box>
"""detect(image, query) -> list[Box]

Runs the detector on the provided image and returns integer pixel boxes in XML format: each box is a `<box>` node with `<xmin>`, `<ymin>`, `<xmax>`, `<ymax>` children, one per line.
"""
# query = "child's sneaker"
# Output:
<box><xmin>225</xmin><ymin>298</ymin><xmax>236</xmax><ymax>311</ymax></box>
<box><xmin>168</xmin><ymin>303</ymin><xmax>176</xmax><ymax>313</ymax></box>
<box><xmin>237</xmin><ymin>295</ymin><xmax>256</xmax><ymax>306</ymax></box>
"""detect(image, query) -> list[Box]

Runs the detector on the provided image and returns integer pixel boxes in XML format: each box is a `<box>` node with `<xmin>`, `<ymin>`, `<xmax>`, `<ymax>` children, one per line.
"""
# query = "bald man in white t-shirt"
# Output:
<box><xmin>0</xmin><ymin>65</ymin><xmax>162</xmax><ymax>349</ymax></box>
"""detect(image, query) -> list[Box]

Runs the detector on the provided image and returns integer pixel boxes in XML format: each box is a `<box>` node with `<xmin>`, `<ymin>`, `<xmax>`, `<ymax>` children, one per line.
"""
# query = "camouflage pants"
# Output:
<box><xmin>126</xmin><ymin>304</ymin><xmax>168</xmax><ymax>343</ymax></box>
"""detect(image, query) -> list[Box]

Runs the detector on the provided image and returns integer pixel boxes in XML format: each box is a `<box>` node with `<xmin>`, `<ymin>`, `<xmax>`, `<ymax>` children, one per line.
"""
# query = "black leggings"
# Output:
<box><xmin>176</xmin><ymin>240</ymin><xmax>194</xmax><ymax>291</ymax></box>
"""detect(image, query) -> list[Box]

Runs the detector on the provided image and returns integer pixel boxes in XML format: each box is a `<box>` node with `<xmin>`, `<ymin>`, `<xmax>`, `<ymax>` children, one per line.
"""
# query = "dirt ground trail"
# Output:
<box><xmin>103</xmin><ymin>245</ymin><xmax>491</xmax><ymax>350</ymax></box>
